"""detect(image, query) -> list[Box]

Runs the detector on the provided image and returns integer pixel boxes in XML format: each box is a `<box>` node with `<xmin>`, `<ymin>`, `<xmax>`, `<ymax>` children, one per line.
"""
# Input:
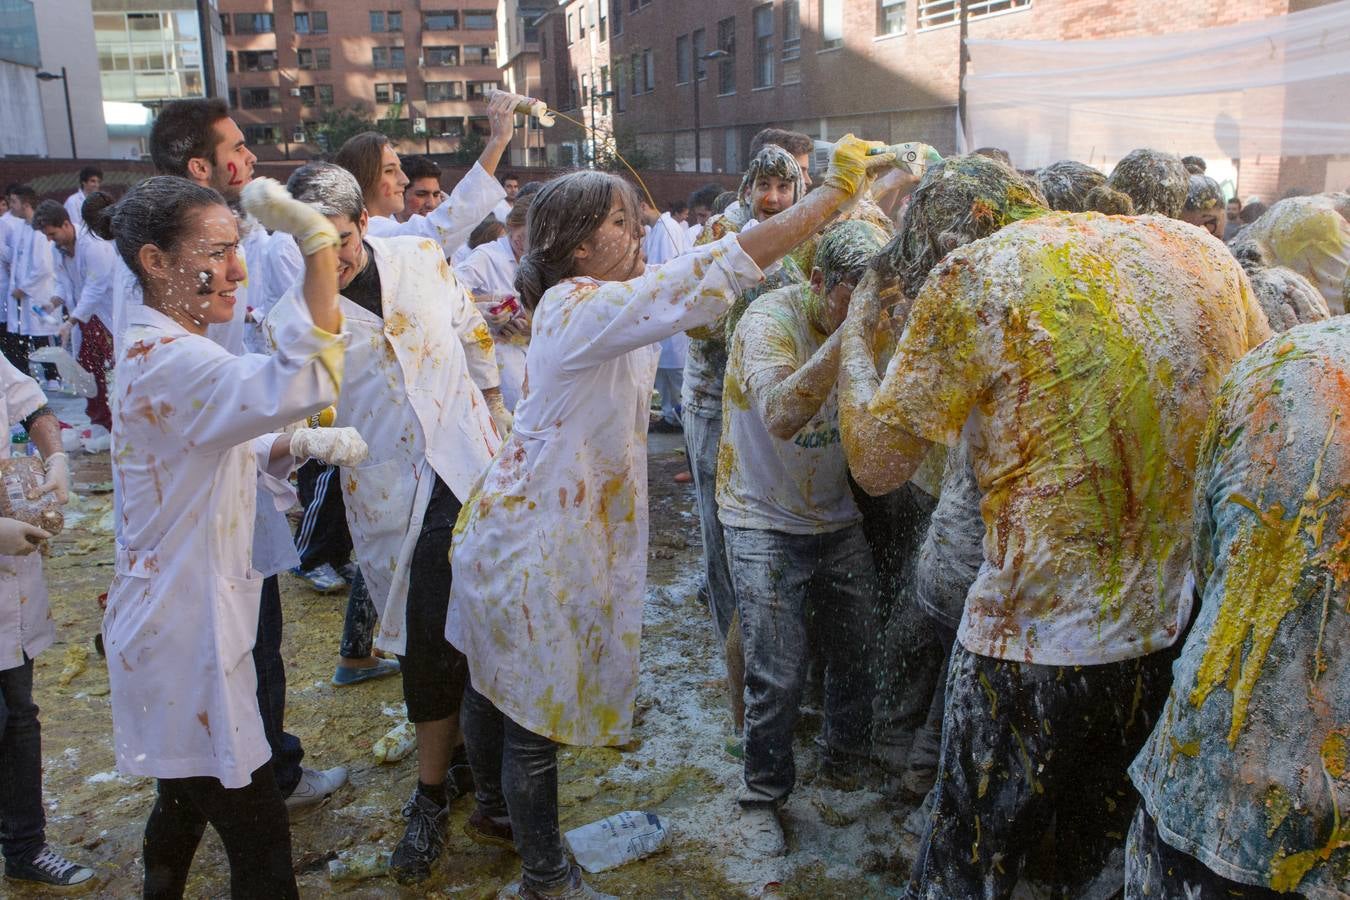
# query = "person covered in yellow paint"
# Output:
<box><xmin>1126</xmin><ymin>317</ymin><xmax>1350</xmax><ymax>900</ymax></box>
<box><xmin>836</xmin><ymin>153</ymin><xmax>1273</xmax><ymax>899</ymax></box>
<box><xmin>1231</xmin><ymin>192</ymin><xmax>1350</xmax><ymax>316</ymax></box>
<box><xmin>447</xmin><ymin>139</ymin><xmax>898</xmax><ymax>900</ymax></box>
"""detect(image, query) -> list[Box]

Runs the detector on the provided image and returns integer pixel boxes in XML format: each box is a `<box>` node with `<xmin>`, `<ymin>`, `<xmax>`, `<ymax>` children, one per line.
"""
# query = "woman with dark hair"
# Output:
<box><xmin>98</xmin><ymin>175</ymin><xmax>365</xmax><ymax>898</ymax></box>
<box><xmin>332</xmin><ymin>90</ymin><xmax>523</xmax><ymax>257</ymax></box>
<box><xmin>446</xmin><ymin>137</ymin><xmax>897</xmax><ymax>899</ymax></box>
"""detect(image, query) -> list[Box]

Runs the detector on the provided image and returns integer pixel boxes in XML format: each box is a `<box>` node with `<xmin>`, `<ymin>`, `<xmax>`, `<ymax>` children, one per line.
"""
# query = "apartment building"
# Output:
<box><xmin>216</xmin><ymin>0</ymin><xmax>505</xmax><ymax>159</ymax></box>
<box><xmin>533</xmin><ymin>0</ymin><xmax>617</xmax><ymax>167</ymax></box>
<box><xmin>496</xmin><ymin>0</ymin><xmax>552</xmax><ymax>165</ymax></box>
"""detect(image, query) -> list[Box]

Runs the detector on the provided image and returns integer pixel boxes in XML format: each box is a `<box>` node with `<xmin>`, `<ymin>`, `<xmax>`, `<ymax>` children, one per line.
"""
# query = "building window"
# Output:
<box><xmin>219</xmin><ymin>13</ymin><xmax>230</xmax><ymax>34</ymax></box>
<box><xmin>917</xmin><ymin>0</ymin><xmax>1028</xmax><ymax>29</ymax></box>
<box><xmin>464</xmin><ymin>10</ymin><xmax>495</xmax><ymax>29</ymax></box>
<box><xmin>643</xmin><ymin>48</ymin><xmax>654</xmax><ymax>93</ymax></box>
<box><xmin>580</xmin><ymin>73</ymin><xmax>589</xmax><ymax>106</ymax></box>
<box><xmin>598</xmin><ymin>3</ymin><xmax>607</xmax><ymax>41</ymax></box>
<box><xmin>426</xmin><ymin>81</ymin><xmax>464</xmax><ymax>101</ymax></box>
<box><xmin>578</xmin><ymin>4</ymin><xmax>586</xmax><ymax>38</ymax></box>
<box><xmin>628</xmin><ymin>0</ymin><xmax>638</xmax><ymax>12</ymax></box>
<box><xmin>463</xmin><ymin>44</ymin><xmax>493</xmax><ymax>65</ymax></box>
<box><xmin>242</xmin><ymin>124</ymin><xmax>279</xmax><ymax>145</ymax></box>
<box><xmin>599</xmin><ymin>64</ymin><xmax>610</xmax><ymax>112</ymax></box>
<box><xmin>293</xmin><ymin>11</ymin><xmax>327</xmax><ymax>34</ymax></box>
<box><xmin>240</xmin><ymin>86</ymin><xmax>279</xmax><ymax>109</ymax></box>
<box><xmin>820</xmin><ymin>0</ymin><xmax>843</xmax><ymax>49</ymax></box>
<box><xmin>615</xmin><ymin>63</ymin><xmax>626</xmax><ymax>111</ymax></box>
<box><xmin>716</xmin><ymin>17</ymin><xmax>735</xmax><ymax>95</ymax></box>
<box><xmin>297</xmin><ymin>84</ymin><xmax>333</xmax><ymax>106</ymax></box>
<box><xmin>428</xmin><ymin>116</ymin><xmax>464</xmax><ymax>136</ymax></box>
<box><xmin>425</xmin><ymin>45</ymin><xmax>460</xmax><ymax>66</ymax></box>
<box><xmin>370</xmin><ymin>10</ymin><xmax>402</xmax><ymax>32</ymax></box>
<box><xmin>878</xmin><ymin>0</ymin><xmax>906</xmax><ymax>34</ymax></box>
<box><xmin>692</xmin><ymin>28</ymin><xmax>706</xmax><ymax>79</ymax></box>
<box><xmin>466</xmin><ymin>80</ymin><xmax>497</xmax><ymax>100</ymax></box>
<box><xmin>675</xmin><ymin>34</ymin><xmax>690</xmax><ymax>84</ymax></box>
<box><xmin>469</xmin><ymin>115</ymin><xmax>491</xmax><ymax>135</ymax></box>
<box><xmin>783</xmin><ymin>0</ymin><xmax>800</xmax><ymax>58</ymax></box>
<box><xmin>753</xmin><ymin>5</ymin><xmax>773</xmax><ymax>87</ymax></box>
<box><xmin>232</xmin><ymin>13</ymin><xmax>274</xmax><ymax>34</ymax></box>
<box><xmin>372</xmin><ymin>46</ymin><xmax>406</xmax><ymax>68</ymax></box>
<box><xmin>424</xmin><ymin>10</ymin><xmax>459</xmax><ymax>31</ymax></box>
<box><xmin>224</xmin><ymin>50</ymin><xmax>234</xmax><ymax>72</ymax></box>
<box><xmin>238</xmin><ymin>50</ymin><xmax>276</xmax><ymax>72</ymax></box>
<box><xmin>297</xmin><ymin>47</ymin><xmax>331</xmax><ymax>70</ymax></box>
<box><xmin>374</xmin><ymin>82</ymin><xmax>407</xmax><ymax>103</ymax></box>
<box><xmin>611</xmin><ymin>0</ymin><xmax>622</xmax><ymax>36</ymax></box>
<box><xmin>566</xmin><ymin>14</ymin><xmax>574</xmax><ymax>44</ymax></box>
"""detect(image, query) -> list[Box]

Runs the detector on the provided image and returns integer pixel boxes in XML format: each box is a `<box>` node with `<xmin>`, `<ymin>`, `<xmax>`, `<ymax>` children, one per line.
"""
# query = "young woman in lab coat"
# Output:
<box><xmin>446</xmin><ymin>137</ymin><xmax>896</xmax><ymax>900</ymax></box>
<box><xmin>98</xmin><ymin>175</ymin><xmax>362</xmax><ymax>899</ymax></box>
<box><xmin>455</xmin><ymin>194</ymin><xmax>532</xmax><ymax>410</ymax></box>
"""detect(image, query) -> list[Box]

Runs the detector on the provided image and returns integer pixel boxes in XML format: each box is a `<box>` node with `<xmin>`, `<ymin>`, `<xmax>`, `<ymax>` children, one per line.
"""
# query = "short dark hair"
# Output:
<box><xmin>10</xmin><ymin>186</ymin><xmax>38</xmax><ymax>209</ymax></box>
<box><xmin>501</xmin><ymin>172</ymin><xmax>520</xmax><ymax>184</ymax></box>
<box><xmin>81</xmin><ymin>190</ymin><xmax>115</xmax><ymax>232</ymax></box>
<box><xmin>688</xmin><ymin>183</ymin><xmax>721</xmax><ymax>211</ymax></box>
<box><xmin>4</xmin><ymin>183</ymin><xmax>23</xmax><ymax>197</ymax></box>
<box><xmin>401</xmin><ymin>155</ymin><xmax>441</xmax><ymax>183</ymax></box>
<box><xmin>32</xmin><ymin>200</ymin><xmax>70</xmax><ymax>231</ymax></box>
<box><xmin>78</xmin><ymin>166</ymin><xmax>103</xmax><ymax>185</ymax></box>
<box><xmin>668</xmin><ymin>200</ymin><xmax>688</xmax><ymax>214</ymax></box>
<box><xmin>150</xmin><ymin>98</ymin><xmax>232</xmax><ymax>176</ymax></box>
<box><xmin>748</xmin><ymin>127</ymin><xmax>813</xmax><ymax>160</ymax></box>
<box><xmin>1240</xmin><ymin>201</ymin><xmax>1267</xmax><ymax>224</ymax></box>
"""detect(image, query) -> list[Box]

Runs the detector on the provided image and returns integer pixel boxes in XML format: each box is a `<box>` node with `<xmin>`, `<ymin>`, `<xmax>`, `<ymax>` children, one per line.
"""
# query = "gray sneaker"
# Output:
<box><xmin>285</xmin><ymin>765</ymin><xmax>348</xmax><ymax>817</ymax></box>
<box><xmin>5</xmin><ymin>844</ymin><xmax>95</xmax><ymax>888</ymax></box>
<box><xmin>291</xmin><ymin>563</ymin><xmax>346</xmax><ymax>593</ymax></box>
<box><xmin>497</xmin><ymin>865</ymin><xmax>616</xmax><ymax>899</ymax></box>
<box><xmin>391</xmin><ymin>786</ymin><xmax>450</xmax><ymax>883</ymax></box>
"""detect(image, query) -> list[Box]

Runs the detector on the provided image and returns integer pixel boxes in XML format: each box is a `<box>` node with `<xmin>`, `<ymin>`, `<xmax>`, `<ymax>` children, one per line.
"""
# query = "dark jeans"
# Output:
<box><xmin>142</xmin><ymin>762</ymin><xmax>297</xmax><ymax>900</ymax></box>
<box><xmin>460</xmin><ymin>684</ymin><xmax>568</xmax><ymax>891</ymax></box>
<box><xmin>339</xmin><ymin>568</ymin><xmax>377</xmax><ymax>660</ymax></box>
<box><xmin>254</xmin><ymin>575</ymin><xmax>303</xmax><ymax>795</ymax></box>
<box><xmin>1125</xmin><ymin>806</ymin><xmax>1301</xmax><ymax>900</ymax></box>
<box><xmin>293</xmin><ymin>460</ymin><xmax>351</xmax><ymax>572</ymax></box>
<box><xmin>0</xmin><ymin>658</ymin><xmax>44</xmax><ymax>866</ymax></box>
<box><xmin>78</xmin><ymin>315</ymin><xmax>113</xmax><ymax>430</ymax></box>
<box><xmin>682</xmin><ymin>410</ymin><xmax>736</xmax><ymax>639</ymax></box>
<box><xmin>0</xmin><ymin>329</ymin><xmax>31</xmax><ymax>381</ymax></box>
<box><xmin>908</xmin><ymin>643</ymin><xmax>1176</xmax><ymax>900</ymax></box>
<box><xmin>397</xmin><ymin>478</ymin><xmax>467</xmax><ymax>723</ymax></box>
<box><xmin>724</xmin><ymin>523</ymin><xmax>880</xmax><ymax>807</ymax></box>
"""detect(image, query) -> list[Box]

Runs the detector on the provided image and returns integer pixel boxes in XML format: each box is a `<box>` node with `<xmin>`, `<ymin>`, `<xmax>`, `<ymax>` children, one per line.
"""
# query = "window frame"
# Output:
<box><xmin>753</xmin><ymin>4</ymin><xmax>774</xmax><ymax>88</ymax></box>
<box><xmin>716</xmin><ymin>17</ymin><xmax>735</xmax><ymax>96</ymax></box>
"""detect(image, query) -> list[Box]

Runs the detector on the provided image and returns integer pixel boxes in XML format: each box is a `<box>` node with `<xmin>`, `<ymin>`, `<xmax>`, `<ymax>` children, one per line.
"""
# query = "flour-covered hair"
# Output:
<box><xmin>88</xmin><ymin>175</ymin><xmax>226</xmax><ymax>287</ymax></box>
<box><xmin>286</xmin><ymin>162</ymin><xmax>365</xmax><ymax>221</ymax></box>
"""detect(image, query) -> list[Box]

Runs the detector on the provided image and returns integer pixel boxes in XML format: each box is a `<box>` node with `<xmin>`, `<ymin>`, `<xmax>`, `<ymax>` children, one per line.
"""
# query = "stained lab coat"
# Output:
<box><xmin>104</xmin><ymin>303</ymin><xmax>345</xmax><ymax>788</ymax></box>
<box><xmin>643</xmin><ymin>216</ymin><xmax>693</xmax><ymax>372</ymax></box>
<box><xmin>11</xmin><ymin>225</ymin><xmax>60</xmax><ymax>337</ymax></box>
<box><xmin>0</xmin><ymin>213</ymin><xmax>19</xmax><ymax>331</ymax></box>
<box><xmin>455</xmin><ymin>234</ymin><xmax>527</xmax><ymax>410</ymax></box>
<box><xmin>446</xmin><ymin>234</ymin><xmax>763</xmax><ymax>746</ymax></box>
<box><xmin>66</xmin><ymin>229</ymin><xmax>117</xmax><ymax>327</ymax></box>
<box><xmin>267</xmin><ymin>235</ymin><xmax>501</xmax><ymax>655</ymax></box>
<box><xmin>0</xmin><ymin>356</ymin><xmax>55</xmax><ymax>672</ymax></box>
<box><xmin>366</xmin><ymin>162</ymin><xmax>505</xmax><ymax>259</ymax></box>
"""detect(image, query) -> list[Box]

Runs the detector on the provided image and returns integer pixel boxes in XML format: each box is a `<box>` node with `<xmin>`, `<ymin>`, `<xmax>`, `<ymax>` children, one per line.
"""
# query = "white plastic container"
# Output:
<box><xmin>564</xmin><ymin>811</ymin><xmax>671</xmax><ymax>874</ymax></box>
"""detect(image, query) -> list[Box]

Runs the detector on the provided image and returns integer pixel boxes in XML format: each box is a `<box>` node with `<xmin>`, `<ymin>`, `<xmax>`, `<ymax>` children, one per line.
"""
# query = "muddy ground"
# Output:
<box><xmin>17</xmin><ymin>435</ymin><xmax>921</xmax><ymax>899</ymax></box>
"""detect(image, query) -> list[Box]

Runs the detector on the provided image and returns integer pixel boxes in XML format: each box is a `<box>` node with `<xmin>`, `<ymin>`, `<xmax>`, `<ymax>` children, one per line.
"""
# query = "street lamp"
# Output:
<box><xmin>589</xmin><ymin>89</ymin><xmax>617</xmax><ymax>167</ymax></box>
<box><xmin>36</xmin><ymin>67</ymin><xmax>77</xmax><ymax>158</ymax></box>
<box><xmin>692</xmin><ymin>50</ymin><xmax>728</xmax><ymax>173</ymax></box>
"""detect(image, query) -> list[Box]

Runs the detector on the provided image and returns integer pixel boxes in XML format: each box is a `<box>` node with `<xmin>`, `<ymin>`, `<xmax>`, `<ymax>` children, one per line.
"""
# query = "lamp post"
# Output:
<box><xmin>692</xmin><ymin>50</ymin><xmax>728</xmax><ymax>173</ymax></box>
<box><xmin>36</xmin><ymin>67</ymin><xmax>76</xmax><ymax>158</ymax></box>
<box><xmin>588</xmin><ymin>89</ymin><xmax>616</xmax><ymax>167</ymax></box>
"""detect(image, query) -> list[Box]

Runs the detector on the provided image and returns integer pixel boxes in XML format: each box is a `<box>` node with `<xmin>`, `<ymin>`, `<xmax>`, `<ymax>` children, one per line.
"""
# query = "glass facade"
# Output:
<box><xmin>0</xmin><ymin>0</ymin><xmax>40</xmax><ymax>68</ymax></box>
<box><xmin>94</xmin><ymin>3</ymin><xmax>207</xmax><ymax>103</ymax></box>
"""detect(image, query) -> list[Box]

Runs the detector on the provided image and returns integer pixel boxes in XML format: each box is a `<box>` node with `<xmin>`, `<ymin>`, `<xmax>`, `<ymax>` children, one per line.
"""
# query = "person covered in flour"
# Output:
<box><xmin>135</xmin><ymin>98</ymin><xmax>353</xmax><ymax>816</ymax></box>
<box><xmin>269</xmin><ymin>162</ymin><xmax>509</xmax><ymax>883</ymax></box>
<box><xmin>0</xmin><ymin>355</ymin><xmax>91</xmax><ymax>890</ymax></box>
<box><xmin>446</xmin><ymin>137</ymin><xmax>900</xmax><ymax>900</ymax></box>
<box><xmin>99</xmin><ymin>175</ymin><xmax>365</xmax><ymax>898</ymax></box>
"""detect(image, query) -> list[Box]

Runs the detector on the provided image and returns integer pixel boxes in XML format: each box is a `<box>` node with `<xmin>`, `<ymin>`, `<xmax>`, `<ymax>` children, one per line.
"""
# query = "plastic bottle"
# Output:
<box><xmin>563</xmin><ymin>811</ymin><xmax>671</xmax><ymax>874</ymax></box>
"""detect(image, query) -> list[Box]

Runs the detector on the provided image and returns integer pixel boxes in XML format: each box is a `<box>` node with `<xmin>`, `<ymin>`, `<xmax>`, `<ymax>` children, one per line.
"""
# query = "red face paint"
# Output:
<box><xmin>226</xmin><ymin>162</ymin><xmax>242</xmax><ymax>187</ymax></box>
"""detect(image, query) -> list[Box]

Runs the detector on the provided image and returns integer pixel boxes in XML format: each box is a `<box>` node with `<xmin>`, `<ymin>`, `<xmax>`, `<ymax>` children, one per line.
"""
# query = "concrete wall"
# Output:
<box><xmin>0</xmin><ymin>60</ymin><xmax>49</xmax><ymax>157</ymax></box>
<box><xmin>32</xmin><ymin>0</ymin><xmax>111</xmax><ymax>159</ymax></box>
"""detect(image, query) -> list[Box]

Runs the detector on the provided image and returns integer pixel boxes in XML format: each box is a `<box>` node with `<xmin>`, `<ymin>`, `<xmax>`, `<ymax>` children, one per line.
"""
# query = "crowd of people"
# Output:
<box><xmin>0</xmin><ymin>89</ymin><xmax>1346</xmax><ymax>900</ymax></box>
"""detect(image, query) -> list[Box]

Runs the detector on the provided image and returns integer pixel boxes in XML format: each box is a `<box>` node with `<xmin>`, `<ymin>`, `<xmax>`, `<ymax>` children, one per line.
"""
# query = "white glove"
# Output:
<box><xmin>487</xmin><ymin>393</ymin><xmax>513</xmax><ymax>438</ymax></box>
<box><xmin>39</xmin><ymin>452</ymin><xmax>70</xmax><ymax>505</ymax></box>
<box><xmin>290</xmin><ymin>427</ymin><xmax>369</xmax><ymax>467</ymax></box>
<box><xmin>242</xmin><ymin>177</ymin><xmax>339</xmax><ymax>256</ymax></box>
<box><xmin>0</xmin><ymin>517</ymin><xmax>50</xmax><ymax>556</ymax></box>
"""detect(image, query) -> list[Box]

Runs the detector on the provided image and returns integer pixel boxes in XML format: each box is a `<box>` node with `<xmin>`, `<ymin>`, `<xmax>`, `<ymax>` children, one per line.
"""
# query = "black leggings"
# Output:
<box><xmin>142</xmin><ymin>762</ymin><xmax>297</xmax><ymax>900</ymax></box>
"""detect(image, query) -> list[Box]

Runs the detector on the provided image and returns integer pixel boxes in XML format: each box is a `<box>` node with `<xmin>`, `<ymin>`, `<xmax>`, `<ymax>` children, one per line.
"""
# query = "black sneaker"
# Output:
<box><xmin>390</xmin><ymin>787</ymin><xmax>449</xmax><ymax>883</ymax></box>
<box><xmin>5</xmin><ymin>845</ymin><xmax>95</xmax><ymax>888</ymax></box>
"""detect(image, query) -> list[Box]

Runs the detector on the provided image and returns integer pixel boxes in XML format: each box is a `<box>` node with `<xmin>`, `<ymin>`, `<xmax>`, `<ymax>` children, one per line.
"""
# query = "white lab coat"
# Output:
<box><xmin>366</xmin><ymin>161</ymin><xmax>505</xmax><ymax>258</ymax></box>
<box><xmin>0</xmin><ymin>213</ymin><xmax>19</xmax><ymax>331</ymax></box>
<box><xmin>63</xmin><ymin>190</ymin><xmax>87</xmax><ymax>227</ymax></box>
<box><xmin>643</xmin><ymin>214</ymin><xmax>694</xmax><ymax>372</ymax></box>
<box><xmin>266</xmin><ymin>235</ymin><xmax>501</xmax><ymax>655</ymax></box>
<box><xmin>11</xmin><ymin>225</ymin><xmax>59</xmax><ymax>337</ymax></box>
<box><xmin>104</xmin><ymin>303</ymin><xmax>345</xmax><ymax>788</ymax></box>
<box><xmin>455</xmin><ymin>233</ymin><xmax>527</xmax><ymax>410</ymax></box>
<box><xmin>446</xmin><ymin>234</ymin><xmax>763</xmax><ymax>746</ymax></box>
<box><xmin>67</xmin><ymin>228</ymin><xmax>117</xmax><ymax>327</ymax></box>
<box><xmin>0</xmin><ymin>356</ymin><xmax>55</xmax><ymax>672</ymax></box>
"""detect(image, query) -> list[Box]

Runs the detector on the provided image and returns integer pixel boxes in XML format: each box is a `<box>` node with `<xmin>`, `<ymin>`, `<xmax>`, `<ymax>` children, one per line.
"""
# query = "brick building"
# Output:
<box><xmin>496</xmin><ymin>0</ymin><xmax>552</xmax><ymax>165</ymax></box>
<box><xmin>216</xmin><ymin>0</ymin><xmax>506</xmax><ymax>159</ymax></box>
<box><xmin>532</xmin><ymin>0</ymin><xmax>617</xmax><ymax>167</ymax></box>
<box><xmin>553</xmin><ymin>0</ymin><xmax>1340</xmax><ymax>198</ymax></box>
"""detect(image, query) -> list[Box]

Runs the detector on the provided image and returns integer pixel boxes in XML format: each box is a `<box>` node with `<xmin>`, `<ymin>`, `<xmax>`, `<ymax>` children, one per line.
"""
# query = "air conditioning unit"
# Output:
<box><xmin>289</xmin><ymin>88</ymin><xmax>302</xmax><ymax>97</ymax></box>
<box><xmin>292</xmin><ymin>129</ymin><xmax>307</xmax><ymax>143</ymax></box>
<box><xmin>414</xmin><ymin>117</ymin><xmax>427</xmax><ymax>135</ymax></box>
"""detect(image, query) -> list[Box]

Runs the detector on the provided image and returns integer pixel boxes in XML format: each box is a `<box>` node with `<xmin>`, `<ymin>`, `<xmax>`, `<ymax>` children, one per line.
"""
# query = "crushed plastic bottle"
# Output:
<box><xmin>372</xmin><ymin>719</ymin><xmax>416</xmax><ymax>764</ymax></box>
<box><xmin>327</xmin><ymin>848</ymin><xmax>390</xmax><ymax>882</ymax></box>
<box><xmin>564</xmin><ymin>810</ymin><xmax>671</xmax><ymax>874</ymax></box>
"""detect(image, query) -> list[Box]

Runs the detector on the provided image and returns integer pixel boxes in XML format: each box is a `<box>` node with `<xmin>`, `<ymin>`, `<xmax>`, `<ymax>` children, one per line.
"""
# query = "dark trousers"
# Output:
<box><xmin>908</xmin><ymin>643</ymin><xmax>1176</xmax><ymax>899</ymax></box>
<box><xmin>0</xmin><ymin>658</ymin><xmax>44</xmax><ymax>866</ymax></box>
<box><xmin>142</xmin><ymin>762</ymin><xmax>297</xmax><ymax>900</ymax></box>
<box><xmin>254</xmin><ymin>575</ymin><xmax>303</xmax><ymax>795</ymax></box>
<box><xmin>293</xmin><ymin>460</ymin><xmax>351</xmax><ymax>572</ymax></box>
<box><xmin>0</xmin><ymin>329</ymin><xmax>31</xmax><ymax>380</ymax></box>
<box><xmin>339</xmin><ymin>568</ymin><xmax>377</xmax><ymax>660</ymax></box>
<box><xmin>397</xmin><ymin>478</ymin><xmax>467</xmax><ymax>723</ymax></box>
<box><xmin>1125</xmin><ymin>806</ymin><xmax>1301</xmax><ymax>900</ymax></box>
<box><xmin>460</xmin><ymin>684</ymin><xmax>568</xmax><ymax>891</ymax></box>
<box><xmin>78</xmin><ymin>315</ymin><xmax>113</xmax><ymax>431</ymax></box>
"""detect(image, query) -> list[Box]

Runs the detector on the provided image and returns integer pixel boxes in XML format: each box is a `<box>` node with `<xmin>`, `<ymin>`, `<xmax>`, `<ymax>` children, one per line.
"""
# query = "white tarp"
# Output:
<box><xmin>965</xmin><ymin>1</ymin><xmax>1350</xmax><ymax>171</ymax></box>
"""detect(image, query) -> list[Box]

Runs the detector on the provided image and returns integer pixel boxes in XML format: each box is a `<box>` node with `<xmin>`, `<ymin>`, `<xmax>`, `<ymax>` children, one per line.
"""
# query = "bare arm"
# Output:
<box><xmin>474</xmin><ymin>91</ymin><xmax>519</xmax><ymax>178</ymax></box>
<box><xmin>301</xmin><ymin>244</ymin><xmax>341</xmax><ymax>336</ymax></box>
<box><xmin>27</xmin><ymin>409</ymin><xmax>62</xmax><ymax>460</ymax></box>
<box><xmin>838</xmin><ymin>269</ymin><xmax>932</xmax><ymax>495</ymax></box>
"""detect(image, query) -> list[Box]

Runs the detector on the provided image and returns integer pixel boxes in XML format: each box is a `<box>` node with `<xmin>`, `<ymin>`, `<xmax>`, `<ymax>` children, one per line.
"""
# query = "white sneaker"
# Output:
<box><xmin>737</xmin><ymin>805</ymin><xmax>787</xmax><ymax>856</ymax></box>
<box><xmin>285</xmin><ymin>765</ymin><xmax>348</xmax><ymax>817</ymax></box>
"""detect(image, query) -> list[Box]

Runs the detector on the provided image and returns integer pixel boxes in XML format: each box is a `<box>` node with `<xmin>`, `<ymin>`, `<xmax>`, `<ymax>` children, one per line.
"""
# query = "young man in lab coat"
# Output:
<box><xmin>274</xmin><ymin>162</ymin><xmax>508</xmax><ymax>883</ymax></box>
<box><xmin>0</xmin><ymin>354</ymin><xmax>92</xmax><ymax>888</ymax></box>
<box><xmin>5</xmin><ymin>187</ymin><xmax>59</xmax><ymax>381</ymax></box>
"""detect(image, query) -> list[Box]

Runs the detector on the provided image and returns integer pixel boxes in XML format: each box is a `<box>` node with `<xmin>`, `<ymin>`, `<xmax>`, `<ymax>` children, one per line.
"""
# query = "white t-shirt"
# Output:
<box><xmin>716</xmin><ymin>284</ymin><xmax>860</xmax><ymax>535</ymax></box>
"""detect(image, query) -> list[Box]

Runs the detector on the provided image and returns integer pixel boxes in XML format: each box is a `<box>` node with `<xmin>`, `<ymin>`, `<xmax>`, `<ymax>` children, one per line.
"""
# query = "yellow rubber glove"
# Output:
<box><xmin>242</xmin><ymin>177</ymin><xmax>340</xmax><ymax>257</ymax></box>
<box><xmin>823</xmin><ymin>135</ymin><xmax>896</xmax><ymax>197</ymax></box>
